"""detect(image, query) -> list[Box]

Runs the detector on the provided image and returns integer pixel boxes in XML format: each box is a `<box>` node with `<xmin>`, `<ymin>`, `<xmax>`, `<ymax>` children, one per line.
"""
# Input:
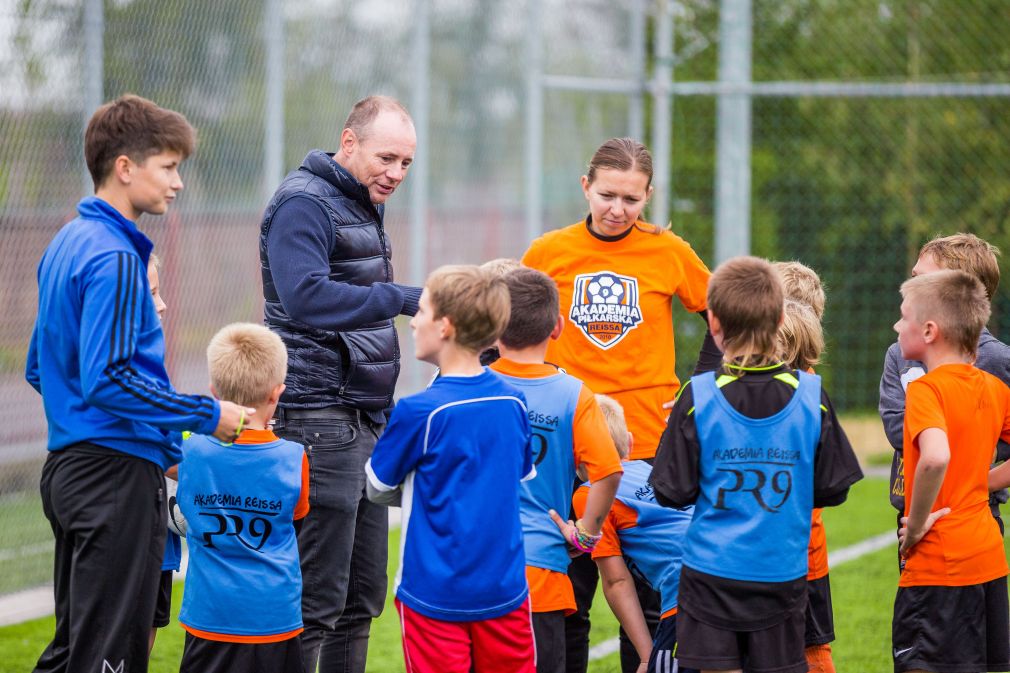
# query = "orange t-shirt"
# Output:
<box><xmin>183</xmin><ymin>428</ymin><xmax>310</xmax><ymax>643</ymax></box>
<box><xmin>491</xmin><ymin>359</ymin><xmax>624</xmax><ymax>614</ymax></box>
<box><xmin>522</xmin><ymin>221</ymin><xmax>710</xmax><ymax>459</ymax></box>
<box><xmin>900</xmin><ymin>364</ymin><xmax>1010</xmax><ymax>587</ymax></box>
<box><xmin>572</xmin><ymin>485</ymin><xmax>677</xmax><ymax>619</ymax></box>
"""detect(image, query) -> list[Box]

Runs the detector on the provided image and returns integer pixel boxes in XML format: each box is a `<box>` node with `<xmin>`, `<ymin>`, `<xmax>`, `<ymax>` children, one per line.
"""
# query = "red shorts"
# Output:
<box><xmin>396</xmin><ymin>598</ymin><xmax>536</xmax><ymax>673</ymax></box>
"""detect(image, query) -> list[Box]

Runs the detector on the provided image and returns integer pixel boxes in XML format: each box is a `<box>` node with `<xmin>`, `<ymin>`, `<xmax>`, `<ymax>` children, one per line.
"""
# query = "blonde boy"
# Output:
<box><xmin>569</xmin><ymin>394</ymin><xmax>697</xmax><ymax>673</ymax></box>
<box><xmin>365</xmin><ymin>265</ymin><xmax>536</xmax><ymax>673</ymax></box>
<box><xmin>176</xmin><ymin>323</ymin><xmax>309</xmax><ymax>673</ymax></box>
<box><xmin>652</xmin><ymin>256</ymin><xmax>861</xmax><ymax>673</ymax></box>
<box><xmin>891</xmin><ymin>271</ymin><xmax>1010</xmax><ymax>673</ymax></box>
<box><xmin>879</xmin><ymin>233</ymin><xmax>1010</xmax><ymax>531</ymax></box>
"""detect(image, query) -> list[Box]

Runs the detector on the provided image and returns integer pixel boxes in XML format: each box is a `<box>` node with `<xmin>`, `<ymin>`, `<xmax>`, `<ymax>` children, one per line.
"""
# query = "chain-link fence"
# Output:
<box><xmin>3</xmin><ymin>0</ymin><xmax>1010</xmax><ymax>599</ymax></box>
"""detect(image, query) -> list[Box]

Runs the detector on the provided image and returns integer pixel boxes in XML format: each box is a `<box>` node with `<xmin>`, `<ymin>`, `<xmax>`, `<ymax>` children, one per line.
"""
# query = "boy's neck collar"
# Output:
<box><xmin>922</xmin><ymin>348</ymin><xmax>974</xmax><ymax>372</ymax></box>
<box><xmin>496</xmin><ymin>343</ymin><xmax>550</xmax><ymax>364</ymax></box>
<box><xmin>434</xmin><ymin>344</ymin><xmax>485</xmax><ymax>377</ymax></box>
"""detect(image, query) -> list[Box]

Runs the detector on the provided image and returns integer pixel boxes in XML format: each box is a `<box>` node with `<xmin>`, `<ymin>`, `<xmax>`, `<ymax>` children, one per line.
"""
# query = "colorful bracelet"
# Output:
<box><xmin>570</xmin><ymin>519</ymin><xmax>602</xmax><ymax>552</ymax></box>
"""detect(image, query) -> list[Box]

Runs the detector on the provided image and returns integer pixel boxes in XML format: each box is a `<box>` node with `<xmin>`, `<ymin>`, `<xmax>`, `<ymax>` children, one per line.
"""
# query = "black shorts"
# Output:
<box><xmin>893</xmin><ymin>576</ymin><xmax>1010</xmax><ymax>673</ymax></box>
<box><xmin>676</xmin><ymin>603</ymin><xmax>807</xmax><ymax>673</ymax></box>
<box><xmin>180</xmin><ymin>632</ymin><xmax>304</xmax><ymax>673</ymax></box>
<box><xmin>153</xmin><ymin>569</ymin><xmax>174</xmax><ymax>628</ymax></box>
<box><xmin>647</xmin><ymin>615</ymin><xmax>699</xmax><ymax>673</ymax></box>
<box><xmin>531</xmin><ymin>610</ymin><xmax>565</xmax><ymax>673</ymax></box>
<box><xmin>804</xmin><ymin>574</ymin><xmax>834</xmax><ymax>647</ymax></box>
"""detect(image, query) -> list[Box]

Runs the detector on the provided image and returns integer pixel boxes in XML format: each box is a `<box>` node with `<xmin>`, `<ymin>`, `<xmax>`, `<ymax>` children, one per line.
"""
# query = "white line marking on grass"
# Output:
<box><xmin>0</xmin><ymin>542</ymin><xmax>51</xmax><ymax>563</ymax></box>
<box><xmin>587</xmin><ymin>528</ymin><xmax>898</xmax><ymax>662</ymax></box>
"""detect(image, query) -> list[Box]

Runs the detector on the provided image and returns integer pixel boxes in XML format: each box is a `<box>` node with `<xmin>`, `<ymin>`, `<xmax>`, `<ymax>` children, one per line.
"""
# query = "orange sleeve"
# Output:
<box><xmin>905</xmin><ymin>380</ymin><xmax>946</xmax><ymax>448</ymax></box>
<box><xmin>1001</xmin><ymin>386</ymin><xmax>1010</xmax><ymax>445</ymax></box>
<box><xmin>294</xmin><ymin>453</ymin><xmax>310</xmax><ymax>521</ymax></box>
<box><xmin>573</xmin><ymin>385</ymin><xmax>624</xmax><ymax>482</ymax></box>
<box><xmin>591</xmin><ymin>500</ymin><xmax>638</xmax><ymax>559</ymax></box>
<box><xmin>671</xmin><ymin>236</ymin><xmax>710</xmax><ymax>313</ymax></box>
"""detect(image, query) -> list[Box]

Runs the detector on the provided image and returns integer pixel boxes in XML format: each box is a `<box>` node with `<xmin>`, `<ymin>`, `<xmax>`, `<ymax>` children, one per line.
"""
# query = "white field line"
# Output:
<box><xmin>587</xmin><ymin>528</ymin><xmax>897</xmax><ymax>662</ymax></box>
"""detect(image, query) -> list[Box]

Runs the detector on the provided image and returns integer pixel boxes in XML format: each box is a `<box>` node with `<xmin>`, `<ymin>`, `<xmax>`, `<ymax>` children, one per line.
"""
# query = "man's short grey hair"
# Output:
<box><xmin>343</xmin><ymin>95</ymin><xmax>412</xmax><ymax>142</ymax></box>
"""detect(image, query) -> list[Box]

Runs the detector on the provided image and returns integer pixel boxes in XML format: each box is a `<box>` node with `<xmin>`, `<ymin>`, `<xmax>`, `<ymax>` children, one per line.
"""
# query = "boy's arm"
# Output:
<box><xmin>78</xmin><ymin>252</ymin><xmax>249</xmax><ymax>440</ymax></box>
<box><xmin>572</xmin><ymin>387</ymin><xmax>623</xmax><ymax>535</ymax></box>
<box><xmin>899</xmin><ymin>427</ymin><xmax>951</xmax><ymax>554</ymax></box>
<box><xmin>267</xmin><ymin>196</ymin><xmax>421</xmax><ymax>327</ymax></box>
<box><xmin>878</xmin><ymin>342</ymin><xmax>907</xmax><ymax>451</ymax></box>
<box><xmin>596</xmin><ymin>556</ymin><xmax>652</xmax><ymax>672</ymax></box>
<box><xmin>813</xmin><ymin>390</ymin><xmax>864</xmax><ymax>508</ymax></box>
<box><xmin>651</xmin><ymin>383</ymin><xmax>701</xmax><ymax>508</ymax></box>
<box><xmin>365</xmin><ymin>400</ymin><xmax>423</xmax><ymax>506</ymax></box>
<box><xmin>25</xmin><ymin>324</ymin><xmax>41</xmax><ymax>394</ymax></box>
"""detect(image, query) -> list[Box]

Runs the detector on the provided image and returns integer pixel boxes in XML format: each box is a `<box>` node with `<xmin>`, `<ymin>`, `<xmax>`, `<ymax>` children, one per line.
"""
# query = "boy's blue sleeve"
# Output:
<box><xmin>78</xmin><ymin>251</ymin><xmax>220</xmax><ymax>435</ymax></box>
<box><xmin>25</xmin><ymin>323</ymin><xmax>41</xmax><ymax>394</ymax></box>
<box><xmin>366</xmin><ymin>399</ymin><xmax>425</xmax><ymax>491</ymax></box>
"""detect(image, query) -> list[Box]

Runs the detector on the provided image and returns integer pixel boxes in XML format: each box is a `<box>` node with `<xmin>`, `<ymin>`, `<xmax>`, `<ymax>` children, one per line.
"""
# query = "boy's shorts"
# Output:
<box><xmin>179</xmin><ymin>632</ymin><xmax>304</xmax><ymax>673</ymax></box>
<box><xmin>892</xmin><ymin>576</ymin><xmax>1010</xmax><ymax>673</ymax></box>
<box><xmin>152</xmin><ymin>569</ymin><xmax>174</xmax><ymax>628</ymax></box>
<box><xmin>647</xmin><ymin>614</ymin><xmax>699</xmax><ymax>673</ymax></box>
<box><xmin>804</xmin><ymin>574</ymin><xmax>835</xmax><ymax>647</ymax></box>
<box><xmin>396</xmin><ymin>597</ymin><xmax>535</xmax><ymax>673</ymax></box>
<box><xmin>675</xmin><ymin>602</ymin><xmax>807</xmax><ymax>673</ymax></box>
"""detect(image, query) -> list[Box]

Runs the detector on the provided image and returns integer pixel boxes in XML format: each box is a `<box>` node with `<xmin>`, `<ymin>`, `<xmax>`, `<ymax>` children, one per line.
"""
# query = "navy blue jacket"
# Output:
<box><xmin>260</xmin><ymin>151</ymin><xmax>420</xmax><ymax>420</ymax></box>
<box><xmin>26</xmin><ymin>197</ymin><xmax>220</xmax><ymax>468</ymax></box>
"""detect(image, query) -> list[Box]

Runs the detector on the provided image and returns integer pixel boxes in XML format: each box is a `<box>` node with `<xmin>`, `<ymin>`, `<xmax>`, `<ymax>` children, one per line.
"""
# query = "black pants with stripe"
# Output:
<box><xmin>33</xmin><ymin>443</ymin><xmax>166</xmax><ymax>673</ymax></box>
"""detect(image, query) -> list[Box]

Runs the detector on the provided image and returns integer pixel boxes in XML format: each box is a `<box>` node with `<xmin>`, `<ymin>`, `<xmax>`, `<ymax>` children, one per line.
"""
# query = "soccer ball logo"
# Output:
<box><xmin>586</xmin><ymin>273</ymin><xmax>625</xmax><ymax>304</ymax></box>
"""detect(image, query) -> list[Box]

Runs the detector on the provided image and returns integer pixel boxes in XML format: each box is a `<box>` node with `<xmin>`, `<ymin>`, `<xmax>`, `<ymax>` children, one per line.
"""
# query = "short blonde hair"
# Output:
<box><xmin>773</xmin><ymin>261</ymin><xmax>825</xmax><ymax>320</ymax></box>
<box><xmin>594</xmin><ymin>394</ymin><xmax>630</xmax><ymax>459</ymax></box>
<box><xmin>479</xmin><ymin>258</ymin><xmax>522</xmax><ymax>278</ymax></box>
<box><xmin>919</xmin><ymin>233</ymin><xmax>1000</xmax><ymax>300</ymax></box>
<box><xmin>426</xmin><ymin>265</ymin><xmax>511</xmax><ymax>353</ymax></box>
<box><xmin>207</xmin><ymin>323</ymin><xmax>288</xmax><ymax>407</ymax></box>
<box><xmin>900</xmin><ymin>270</ymin><xmax>990</xmax><ymax>358</ymax></box>
<box><xmin>708</xmin><ymin>256</ymin><xmax>784</xmax><ymax>367</ymax></box>
<box><xmin>778</xmin><ymin>300</ymin><xmax>824</xmax><ymax>372</ymax></box>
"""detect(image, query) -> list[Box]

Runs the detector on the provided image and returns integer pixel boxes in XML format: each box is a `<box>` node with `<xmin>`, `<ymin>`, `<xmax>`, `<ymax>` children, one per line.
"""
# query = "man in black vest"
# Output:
<box><xmin>260</xmin><ymin>96</ymin><xmax>419</xmax><ymax>673</ymax></box>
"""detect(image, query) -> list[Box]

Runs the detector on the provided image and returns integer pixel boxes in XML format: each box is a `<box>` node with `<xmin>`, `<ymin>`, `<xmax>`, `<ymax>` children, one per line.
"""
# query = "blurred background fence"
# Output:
<box><xmin>2</xmin><ymin>0</ymin><xmax>1010</xmax><ymax>597</ymax></box>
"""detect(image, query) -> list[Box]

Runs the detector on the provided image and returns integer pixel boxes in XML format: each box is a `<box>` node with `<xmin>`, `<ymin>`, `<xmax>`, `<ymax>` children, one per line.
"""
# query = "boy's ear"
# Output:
<box><xmin>112</xmin><ymin>154</ymin><xmax>134</xmax><ymax>185</ymax></box>
<box><xmin>550</xmin><ymin>314</ymin><xmax>564</xmax><ymax>340</ymax></box>
<box><xmin>269</xmin><ymin>383</ymin><xmax>286</xmax><ymax>404</ymax></box>
<box><xmin>438</xmin><ymin>315</ymin><xmax>453</xmax><ymax>341</ymax></box>
<box><xmin>209</xmin><ymin>383</ymin><xmax>220</xmax><ymax>400</ymax></box>
<box><xmin>923</xmin><ymin>319</ymin><xmax>939</xmax><ymax>344</ymax></box>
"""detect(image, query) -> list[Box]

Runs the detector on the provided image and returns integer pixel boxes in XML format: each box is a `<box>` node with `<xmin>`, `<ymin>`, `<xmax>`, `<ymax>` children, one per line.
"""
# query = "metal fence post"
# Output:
<box><xmin>524</xmin><ymin>0</ymin><xmax>543</xmax><ymax>242</ymax></box>
<box><xmin>714</xmin><ymin>0</ymin><xmax>752</xmax><ymax>263</ymax></box>
<box><xmin>651</xmin><ymin>0</ymin><xmax>673</xmax><ymax>229</ymax></box>
<box><xmin>408</xmin><ymin>0</ymin><xmax>431</xmax><ymax>391</ymax></box>
<box><xmin>82</xmin><ymin>0</ymin><xmax>104</xmax><ymax>197</ymax></box>
<box><xmin>628</xmin><ymin>0</ymin><xmax>646</xmax><ymax>140</ymax></box>
<box><xmin>263</xmin><ymin>0</ymin><xmax>285</xmax><ymax>203</ymax></box>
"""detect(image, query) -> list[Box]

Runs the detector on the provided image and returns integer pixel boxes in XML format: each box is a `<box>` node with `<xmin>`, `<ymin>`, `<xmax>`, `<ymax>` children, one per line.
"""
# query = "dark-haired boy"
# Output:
<box><xmin>490</xmin><ymin>267</ymin><xmax>624</xmax><ymax>673</ymax></box>
<box><xmin>892</xmin><ymin>270</ymin><xmax>1010</xmax><ymax>673</ymax></box>
<box><xmin>25</xmin><ymin>95</ymin><xmax>252</xmax><ymax>673</ymax></box>
<box><xmin>651</xmin><ymin>256</ymin><xmax>862</xmax><ymax>673</ymax></box>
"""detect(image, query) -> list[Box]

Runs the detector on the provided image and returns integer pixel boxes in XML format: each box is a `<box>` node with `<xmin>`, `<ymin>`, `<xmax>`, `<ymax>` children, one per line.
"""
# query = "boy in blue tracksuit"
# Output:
<box><xmin>178</xmin><ymin>323</ymin><xmax>309</xmax><ymax>673</ymax></box>
<box><xmin>651</xmin><ymin>256</ymin><xmax>862</xmax><ymax>673</ymax></box>
<box><xmin>25</xmin><ymin>95</ymin><xmax>251</xmax><ymax>673</ymax></box>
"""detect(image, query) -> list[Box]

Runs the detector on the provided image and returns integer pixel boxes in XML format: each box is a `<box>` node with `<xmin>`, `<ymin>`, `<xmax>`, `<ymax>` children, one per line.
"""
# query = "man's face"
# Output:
<box><xmin>126</xmin><ymin>150</ymin><xmax>184</xmax><ymax>219</ymax></box>
<box><xmin>340</xmin><ymin>111</ymin><xmax>416</xmax><ymax>205</ymax></box>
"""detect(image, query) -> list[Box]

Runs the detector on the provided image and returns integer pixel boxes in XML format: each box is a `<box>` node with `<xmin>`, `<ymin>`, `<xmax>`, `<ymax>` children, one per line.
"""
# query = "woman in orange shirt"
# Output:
<box><xmin>522</xmin><ymin>137</ymin><xmax>719</xmax><ymax>673</ymax></box>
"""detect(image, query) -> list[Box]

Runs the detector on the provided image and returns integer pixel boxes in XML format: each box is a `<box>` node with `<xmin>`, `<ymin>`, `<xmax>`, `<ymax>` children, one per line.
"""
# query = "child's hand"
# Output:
<box><xmin>548</xmin><ymin>509</ymin><xmax>582</xmax><ymax>558</ymax></box>
<box><xmin>898</xmin><ymin>507</ymin><xmax>951</xmax><ymax>555</ymax></box>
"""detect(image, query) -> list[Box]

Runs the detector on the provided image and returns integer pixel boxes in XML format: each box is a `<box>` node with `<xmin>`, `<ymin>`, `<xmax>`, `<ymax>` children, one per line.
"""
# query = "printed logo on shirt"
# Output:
<box><xmin>900</xmin><ymin>366</ymin><xmax>925</xmax><ymax>392</ymax></box>
<box><xmin>102</xmin><ymin>660</ymin><xmax>124</xmax><ymax>673</ymax></box>
<box><xmin>569</xmin><ymin>271</ymin><xmax>643</xmax><ymax>349</ymax></box>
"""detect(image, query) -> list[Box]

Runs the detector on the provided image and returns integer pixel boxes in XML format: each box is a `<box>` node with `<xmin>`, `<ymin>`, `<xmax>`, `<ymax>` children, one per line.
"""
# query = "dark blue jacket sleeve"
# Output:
<box><xmin>79</xmin><ymin>251</ymin><xmax>220</xmax><ymax>434</ymax></box>
<box><xmin>266</xmin><ymin>196</ymin><xmax>422</xmax><ymax>331</ymax></box>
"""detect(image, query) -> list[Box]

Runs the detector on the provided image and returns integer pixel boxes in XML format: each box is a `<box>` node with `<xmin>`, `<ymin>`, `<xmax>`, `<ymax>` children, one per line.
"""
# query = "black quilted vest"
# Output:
<box><xmin>260</xmin><ymin>150</ymin><xmax>399</xmax><ymax>413</ymax></box>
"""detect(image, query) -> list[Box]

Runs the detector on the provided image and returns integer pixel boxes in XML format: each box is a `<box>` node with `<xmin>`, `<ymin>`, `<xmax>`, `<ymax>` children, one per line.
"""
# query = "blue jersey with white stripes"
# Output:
<box><xmin>25</xmin><ymin>197</ymin><xmax>219</xmax><ymax>468</ymax></box>
<box><xmin>366</xmin><ymin>369</ymin><xmax>534</xmax><ymax>621</ymax></box>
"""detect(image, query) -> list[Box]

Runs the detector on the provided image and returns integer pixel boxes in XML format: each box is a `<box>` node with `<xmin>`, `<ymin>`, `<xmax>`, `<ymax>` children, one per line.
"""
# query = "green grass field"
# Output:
<box><xmin>0</xmin><ymin>476</ymin><xmax>990</xmax><ymax>672</ymax></box>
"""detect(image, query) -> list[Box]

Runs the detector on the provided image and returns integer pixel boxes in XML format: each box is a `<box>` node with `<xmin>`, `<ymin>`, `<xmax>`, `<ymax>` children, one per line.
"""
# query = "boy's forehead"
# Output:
<box><xmin>912</xmin><ymin>253</ymin><xmax>945</xmax><ymax>276</ymax></box>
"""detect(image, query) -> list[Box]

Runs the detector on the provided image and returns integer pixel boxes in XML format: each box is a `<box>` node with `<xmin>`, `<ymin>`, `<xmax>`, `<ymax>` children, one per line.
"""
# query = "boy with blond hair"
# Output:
<box><xmin>891</xmin><ymin>270</ymin><xmax>1010</xmax><ymax>673</ymax></box>
<box><xmin>568</xmin><ymin>394</ymin><xmax>697</xmax><ymax>673</ymax></box>
<box><xmin>879</xmin><ymin>233</ymin><xmax>1010</xmax><ymax>534</ymax></box>
<box><xmin>774</xmin><ymin>260</ymin><xmax>837</xmax><ymax>673</ymax></box>
<box><xmin>652</xmin><ymin>256</ymin><xmax>861</xmax><ymax>673</ymax></box>
<box><xmin>178</xmin><ymin>322</ymin><xmax>309</xmax><ymax>673</ymax></box>
<box><xmin>26</xmin><ymin>95</ymin><xmax>250</xmax><ymax>673</ymax></box>
<box><xmin>365</xmin><ymin>265</ymin><xmax>536</xmax><ymax>673</ymax></box>
<box><xmin>489</xmin><ymin>267</ymin><xmax>623</xmax><ymax>673</ymax></box>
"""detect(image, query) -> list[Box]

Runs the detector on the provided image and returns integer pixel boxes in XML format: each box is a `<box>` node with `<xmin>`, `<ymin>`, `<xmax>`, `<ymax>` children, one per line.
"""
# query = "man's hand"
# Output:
<box><xmin>549</xmin><ymin>509</ymin><xmax>582</xmax><ymax>558</ymax></box>
<box><xmin>213</xmin><ymin>401</ymin><xmax>258</xmax><ymax>443</ymax></box>
<box><xmin>898</xmin><ymin>507</ymin><xmax>950</xmax><ymax>555</ymax></box>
